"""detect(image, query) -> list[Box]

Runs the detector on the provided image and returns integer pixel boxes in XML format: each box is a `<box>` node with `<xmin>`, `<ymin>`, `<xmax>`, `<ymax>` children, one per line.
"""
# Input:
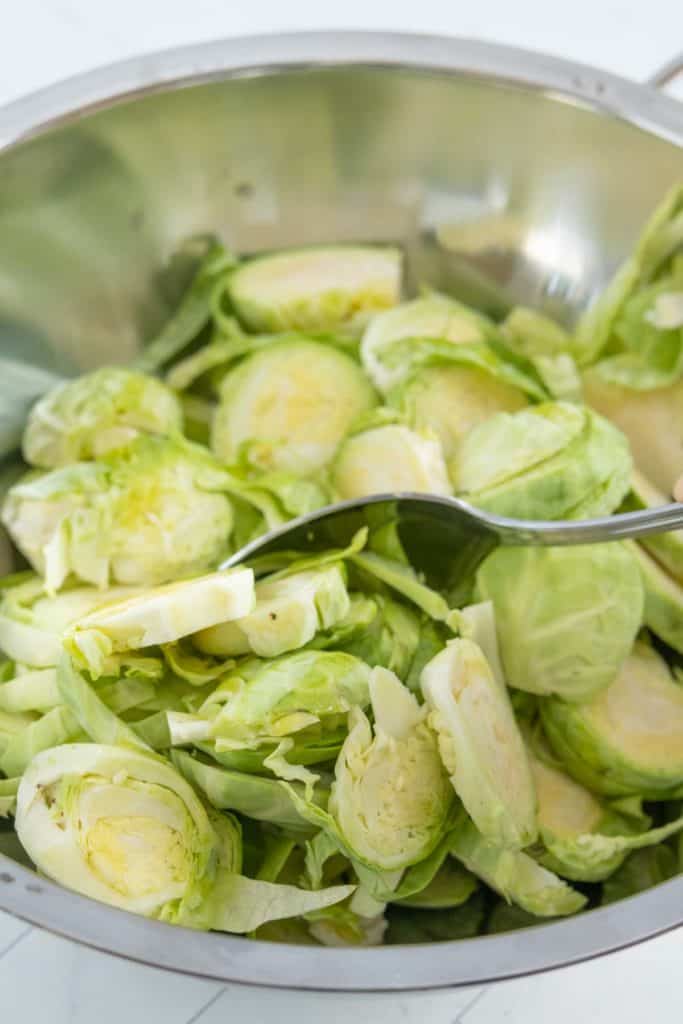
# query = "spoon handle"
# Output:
<box><xmin>495</xmin><ymin>503</ymin><xmax>683</xmax><ymax>546</ymax></box>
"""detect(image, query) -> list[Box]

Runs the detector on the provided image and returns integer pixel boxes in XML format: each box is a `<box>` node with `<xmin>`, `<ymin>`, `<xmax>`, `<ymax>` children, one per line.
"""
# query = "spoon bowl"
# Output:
<box><xmin>222</xmin><ymin>492</ymin><xmax>683</xmax><ymax>591</ymax></box>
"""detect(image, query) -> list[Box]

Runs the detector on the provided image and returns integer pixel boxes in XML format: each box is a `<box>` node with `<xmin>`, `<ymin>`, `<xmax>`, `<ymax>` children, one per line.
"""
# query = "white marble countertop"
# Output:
<box><xmin>0</xmin><ymin>2</ymin><xmax>682</xmax><ymax>1020</ymax></box>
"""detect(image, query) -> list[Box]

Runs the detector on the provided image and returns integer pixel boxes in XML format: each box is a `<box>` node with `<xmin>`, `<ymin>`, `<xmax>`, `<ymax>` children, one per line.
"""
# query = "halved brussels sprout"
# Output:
<box><xmin>209</xmin><ymin>650</ymin><xmax>371</xmax><ymax>751</ymax></box>
<box><xmin>211</xmin><ymin>339</ymin><xmax>377</xmax><ymax>475</ymax></box>
<box><xmin>192</xmin><ymin>566</ymin><xmax>349</xmax><ymax>659</ymax></box>
<box><xmin>330</xmin><ymin>424</ymin><xmax>451</xmax><ymax>500</ymax></box>
<box><xmin>451</xmin><ymin>402</ymin><xmax>632</xmax><ymax>520</ymax></box>
<box><xmin>360</xmin><ymin>293</ymin><xmax>491</xmax><ymax>393</ymax></box>
<box><xmin>388</xmin><ymin>363</ymin><xmax>529</xmax><ymax>463</ymax></box>
<box><xmin>227</xmin><ymin>245</ymin><xmax>402</xmax><ymax>334</ymax></box>
<box><xmin>421</xmin><ymin>639</ymin><xmax>537</xmax><ymax>849</ymax></box>
<box><xmin>631</xmin><ymin>542</ymin><xmax>683</xmax><ymax>654</ymax></box>
<box><xmin>0</xmin><ymin>575</ymin><xmax>143</xmax><ymax>667</ymax></box>
<box><xmin>329</xmin><ymin>667</ymin><xmax>453</xmax><ymax>872</ymax></box>
<box><xmin>16</xmin><ymin>742</ymin><xmax>223</xmax><ymax>918</ymax></box>
<box><xmin>16</xmin><ymin>743</ymin><xmax>353</xmax><ymax>931</ymax></box>
<box><xmin>2</xmin><ymin>436</ymin><xmax>235</xmax><ymax>591</ymax></box>
<box><xmin>449</xmin><ymin>818</ymin><xmax>586</xmax><ymax>917</ymax></box>
<box><xmin>583</xmin><ymin>369</ymin><xmax>683</xmax><ymax>495</ymax></box>
<box><xmin>529</xmin><ymin>737</ymin><xmax>683</xmax><ymax>882</ymax></box>
<box><xmin>477</xmin><ymin>543</ymin><xmax>643</xmax><ymax>701</ymax></box>
<box><xmin>22</xmin><ymin>367</ymin><xmax>183</xmax><ymax>469</ymax></box>
<box><xmin>65</xmin><ymin>568</ymin><xmax>255</xmax><ymax>677</ymax></box>
<box><xmin>541</xmin><ymin>642</ymin><xmax>683</xmax><ymax>797</ymax></box>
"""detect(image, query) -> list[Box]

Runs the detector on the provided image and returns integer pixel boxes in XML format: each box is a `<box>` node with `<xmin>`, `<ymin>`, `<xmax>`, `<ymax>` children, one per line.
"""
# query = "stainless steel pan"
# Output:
<box><xmin>0</xmin><ymin>32</ymin><xmax>681</xmax><ymax>993</ymax></box>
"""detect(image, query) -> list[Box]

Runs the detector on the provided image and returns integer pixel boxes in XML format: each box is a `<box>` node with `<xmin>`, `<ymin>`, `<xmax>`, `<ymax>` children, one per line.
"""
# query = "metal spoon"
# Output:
<box><xmin>222</xmin><ymin>492</ymin><xmax>683</xmax><ymax>592</ymax></box>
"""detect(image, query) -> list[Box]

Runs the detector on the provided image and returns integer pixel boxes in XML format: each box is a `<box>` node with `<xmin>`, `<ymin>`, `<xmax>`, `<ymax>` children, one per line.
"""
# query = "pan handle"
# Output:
<box><xmin>646</xmin><ymin>51</ymin><xmax>683</xmax><ymax>90</ymax></box>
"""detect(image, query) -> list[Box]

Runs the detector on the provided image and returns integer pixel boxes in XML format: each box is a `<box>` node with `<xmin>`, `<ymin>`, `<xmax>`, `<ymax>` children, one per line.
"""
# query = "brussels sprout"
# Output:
<box><xmin>0</xmin><ymin>575</ymin><xmax>143</xmax><ymax>667</ymax></box>
<box><xmin>15</xmin><ymin>743</ymin><xmax>353</xmax><ymax>931</ymax></box>
<box><xmin>624</xmin><ymin>470</ymin><xmax>683</xmax><ymax>581</ymax></box>
<box><xmin>2</xmin><ymin>436</ymin><xmax>235</xmax><ymax>591</ymax></box>
<box><xmin>192</xmin><ymin>566</ymin><xmax>349</xmax><ymax>659</ymax></box>
<box><xmin>389</xmin><ymin>363</ymin><xmax>529</xmax><ymax>464</ymax></box>
<box><xmin>360</xmin><ymin>293</ymin><xmax>492</xmax><ymax>393</ymax></box>
<box><xmin>541</xmin><ymin>642</ymin><xmax>683</xmax><ymax>797</ymax></box>
<box><xmin>330</xmin><ymin>424</ymin><xmax>451</xmax><ymax>500</ymax></box>
<box><xmin>329</xmin><ymin>668</ymin><xmax>453</xmax><ymax>871</ymax></box>
<box><xmin>227</xmin><ymin>246</ymin><xmax>402</xmax><ymax>334</ymax></box>
<box><xmin>65</xmin><ymin>568</ymin><xmax>255</xmax><ymax>677</ymax></box>
<box><xmin>421</xmin><ymin>639</ymin><xmax>537</xmax><ymax>849</ymax></box>
<box><xmin>529</xmin><ymin>739</ymin><xmax>683</xmax><ymax>882</ymax></box>
<box><xmin>631</xmin><ymin>543</ymin><xmax>683</xmax><ymax>654</ymax></box>
<box><xmin>449</xmin><ymin>818</ymin><xmax>586</xmax><ymax>917</ymax></box>
<box><xmin>211</xmin><ymin>339</ymin><xmax>377</xmax><ymax>475</ymax></box>
<box><xmin>477</xmin><ymin>543</ymin><xmax>643</xmax><ymax>701</ymax></box>
<box><xmin>584</xmin><ymin>370</ymin><xmax>683</xmax><ymax>495</ymax></box>
<box><xmin>451</xmin><ymin>402</ymin><xmax>632</xmax><ymax>520</ymax></box>
<box><xmin>575</xmin><ymin>183</ymin><xmax>683</xmax><ymax>373</ymax></box>
<box><xmin>209</xmin><ymin>650</ymin><xmax>372</xmax><ymax>751</ymax></box>
<box><xmin>22</xmin><ymin>367</ymin><xmax>183</xmax><ymax>469</ymax></box>
<box><xmin>16</xmin><ymin>742</ymin><xmax>221</xmax><ymax>918</ymax></box>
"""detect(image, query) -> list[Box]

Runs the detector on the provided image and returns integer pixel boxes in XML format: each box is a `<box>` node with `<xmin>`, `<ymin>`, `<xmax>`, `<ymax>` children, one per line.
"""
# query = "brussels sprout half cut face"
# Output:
<box><xmin>331</xmin><ymin>424</ymin><xmax>452</xmax><ymax>500</ymax></box>
<box><xmin>330</xmin><ymin>667</ymin><xmax>453</xmax><ymax>871</ymax></box>
<box><xmin>389</xmin><ymin>363</ymin><xmax>529</xmax><ymax>463</ymax></box>
<box><xmin>22</xmin><ymin>367</ymin><xmax>183</xmax><ymax>469</ymax></box>
<box><xmin>192</xmin><ymin>565</ymin><xmax>350</xmax><ymax>659</ymax></box>
<box><xmin>66</xmin><ymin>568</ymin><xmax>255</xmax><ymax>676</ymax></box>
<box><xmin>15</xmin><ymin>743</ymin><xmax>222</xmax><ymax>918</ymax></box>
<box><xmin>227</xmin><ymin>245</ymin><xmax>402</xmax><ymax>334</ymax></box>
<box><xmin>542</xmin><ymin>642</ymin><xmax>683</xmax><ymax>797</ymax></box>
<box><xmin>212</xmin><ymin>339</ymin><xmax>377</xmax><ymax>475</ymax></box>
<box><xmin>421</xmin><ymin>638</ymin><xmax>537</xmax><ymax>849</ymax></box>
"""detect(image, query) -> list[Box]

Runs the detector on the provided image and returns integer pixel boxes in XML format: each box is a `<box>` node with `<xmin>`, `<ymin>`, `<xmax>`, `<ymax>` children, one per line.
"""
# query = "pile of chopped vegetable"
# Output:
<box><xmin>0</xmin><ymin>185</ymin><xmax>681</xmax><ymax>946</ymax></box>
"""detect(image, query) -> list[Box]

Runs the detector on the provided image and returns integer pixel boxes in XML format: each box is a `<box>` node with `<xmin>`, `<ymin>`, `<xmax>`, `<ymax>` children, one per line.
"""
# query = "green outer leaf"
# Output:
<box><xmin>393</xmin><ymin>854</ymin><xmax>478</xmax><ymax>910</ymax></box>
<box><xmin>385</xmin><ymin>890</ymin><xmax>486</xmax><ymax>944</ymax></box>
<box><xmin>57</xmin><ymin>653</ymin><xmax>151</xmax><ymax>753</ymax></box>
<box><xmin>201</xmin><ymin>872</ymin><xmax>355</xmax><ymax>935</ymax></box>
<box><xmin>449</xmin><ymin>819</ymin><xmax>586</xmax><ymax>917</ymax></box>
<box><xmin>172</xmin><ymin>749</ymin><xmax>328</xmax><ymax>832</ymax></box>
<box><xmin>477</xmin><ymin>543</ymin><xmax>643</xmax><ymax>701</ymax></box>
<box><xmin>540</xmin><ymin>813</ymin><xmax>683</xmax><ymax>883</ymax></box>
<box><xmin>350</xmin><ymin>551</ymin><xmax>449</xmax><ymax>621</ymax></box>
<box><xmin>602</xmin><ymin>845</ymin><xmax>678</xmax><ymax>905</ymax></box>
<box><xmin>631</xmin><ymin>542</ymin><xmax>683</xmax><ymax>654</ymax></box>
<box><xmin>134</xmin><ymin>243</ymin><xmax>237</xmax><ymax>373</ymax></box>
<box><xmin>575</xmin><ymin>184</ymin><xmax>683</xmax><ymax>366</ymax></box>
<box><xmin>0</xmin><ymin>705</ymin><xmax>81</xmax><ymax>776</ymax></box>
